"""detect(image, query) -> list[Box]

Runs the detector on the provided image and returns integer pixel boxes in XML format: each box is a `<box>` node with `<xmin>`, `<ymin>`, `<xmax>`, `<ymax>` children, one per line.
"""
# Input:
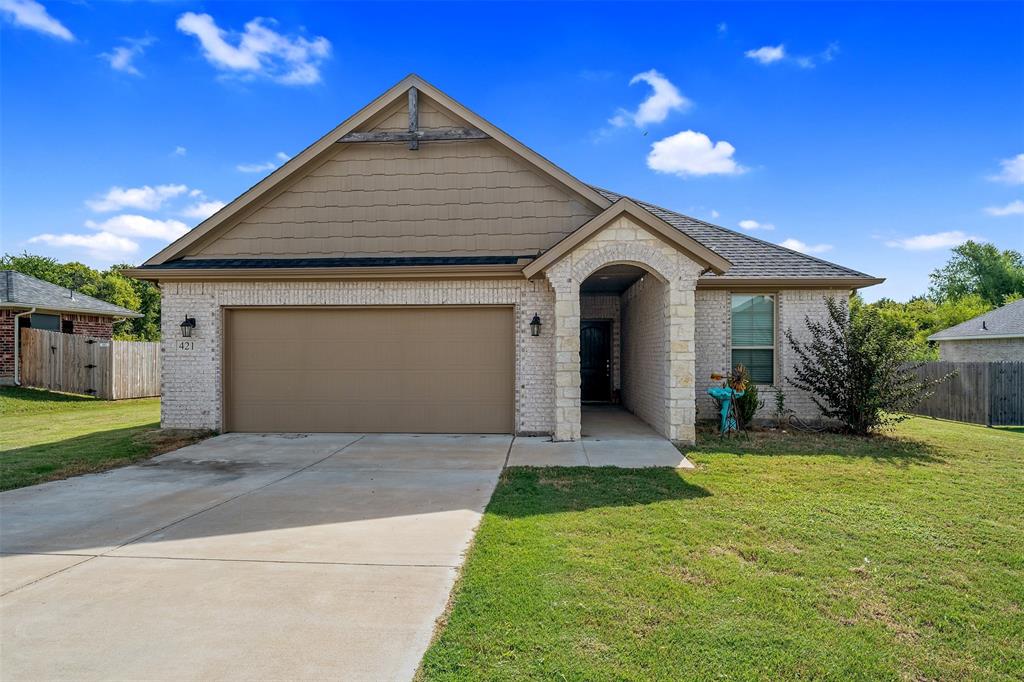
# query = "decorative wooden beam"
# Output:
<box><xmin>337</xmin><ymin>128</ymin><xmax>490</xmax><ymax>144</ymax></box>
<box><xmin>408</xmin><ymin>86</ymin><xmax>419</xmax><ymax>150</ymax></box>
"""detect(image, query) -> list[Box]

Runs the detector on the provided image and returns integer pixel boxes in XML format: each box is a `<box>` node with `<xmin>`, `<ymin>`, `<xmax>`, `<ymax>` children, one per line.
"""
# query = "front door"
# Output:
<box><xmin>580</xmin><ymin>320</ymin><xmax>611</xmax><ymax>402</ymax></box>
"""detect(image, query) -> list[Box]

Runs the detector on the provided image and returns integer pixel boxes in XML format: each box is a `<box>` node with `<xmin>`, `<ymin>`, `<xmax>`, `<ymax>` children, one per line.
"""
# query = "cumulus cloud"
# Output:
<box><xmin>647</xmin><ymin>130</ymin><xmax>747</xmax><ymax>177</ymax></box>
<box><xmin>176</xmin><ymin>12</ymin><xmax>331</xmax><ymax>85</ymax></box>
<box><xmin>745</xmin><ymin>45</ymin><xmax>786</xmax><ymax>64</ymax></box>
<box><xmin>779</xmin><ymin>238</ymin><xmax>832</xmax><ymax>254</ymax></box>
<box><xmin>989</xmin><ymin>153</ymin><xmax>1024</xmax><ymax>185</ymax></box>
<box><xmin>0</xmin><ymin>0</ymin><xmax>72</xmax><ymax>41</ymax></box>
<box><xmin>884</xmin><ymin>230</ymin><xmax>978</xmax><ymax>251</ymax></box>
<box><xmin>236</xmin><ymin>151</ymin><xmax>289</xmax><ymax>173</ymax></box>
<box><xmin>984</xmin><ymin>200</ymin><xmax>1024</xmax><ymax>217</ymax></box>
<box><xmin>29</xmin><ymin>232</ymin><xmax>138</xmax><ymax>261</ymax></box>
<box><xmin>739</xmin><ymin>219</ymin><xmax>774</xmax><ymax>231</ymax></box>
<box><xmin>86</xmin><ymin>184</ymin><xmax>188</xmax><ymax>212</ymax></box>
<box><xmin>181</xmin><ymin>200</ymin><xmax>227</xmax><ymax>220</ymax></box>
<box><xmin>173</xmin><ymin>146</ymin><xmax>187</xmax><ymax>157</ymax></box>
<box><xmin>85</xmin><ymin>215</ymin><xmax>189</xmax><ymax>242</ymax></box>
<box><xmin>609</xmin><ymin>69</ymin><xmax>692</xmax><ymax>128</ymax></box>
<box><xmin>101</xmin><ymin>36</ymin><xmax>155</xmax><ymax>76</ymax></box>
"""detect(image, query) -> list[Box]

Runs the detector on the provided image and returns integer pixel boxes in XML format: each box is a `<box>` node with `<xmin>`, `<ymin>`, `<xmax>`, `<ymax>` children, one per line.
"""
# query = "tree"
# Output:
<box><xmin>0</xmin><ymin>253</ymin><xmax>161</xmax><ymax>341</ymax></box>
<box><xmin>928</xmin><ymin>241</ymin><xmax>1024</xmax><ymax>307</ymax></box>
<box><xmin>862</xmin><ymin>293</ymin><xmax>992</xmax><ymax>360</ymax></box>
<box><xmin>785</xmin><ymin>297</ymin><xmax>941</xmax><ymax>435</ymax></box>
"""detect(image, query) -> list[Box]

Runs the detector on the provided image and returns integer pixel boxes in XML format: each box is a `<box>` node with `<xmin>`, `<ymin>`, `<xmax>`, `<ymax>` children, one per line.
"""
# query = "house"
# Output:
<box><xmin>124</xmin><ymin>75</ymin><xmax>882</xmax><ymax>443</ymax></box>
<box><xmin>1</xmin><ymin>270</ymin><xmax>141</xmax><ymax>386</ymax></box>
<box><xmin>928</xmin><ymin>298</ymin><xmax>1024</xmax><ymax>362</ymax></box>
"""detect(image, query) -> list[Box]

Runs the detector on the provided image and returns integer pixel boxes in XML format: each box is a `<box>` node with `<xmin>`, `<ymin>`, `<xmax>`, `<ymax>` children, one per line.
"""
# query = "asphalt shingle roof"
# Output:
<box><xmin>928</xmin><ymin>298</ymin><xmax>1024</xmax><ymax>341</ymax></box>
<box><xmin>0</xmin><ymin>270</ymin><xmax>140</xmax><ymax>317</ymax></box>
<box><xmin>592</xmin><ymin>187</ymin><xmax>876</xmax><ymax>280</ymax></box>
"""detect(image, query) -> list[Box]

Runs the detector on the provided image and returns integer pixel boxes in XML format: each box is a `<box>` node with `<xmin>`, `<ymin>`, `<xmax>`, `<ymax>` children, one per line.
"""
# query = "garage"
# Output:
<box><xmin>224</xmin><ymin>307</ymin><xmax>514</xmax><ymax>433</ymax></box>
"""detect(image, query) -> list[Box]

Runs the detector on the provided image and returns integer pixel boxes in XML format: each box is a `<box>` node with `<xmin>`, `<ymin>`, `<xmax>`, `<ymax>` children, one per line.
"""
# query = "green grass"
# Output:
<box><xmin>420</xmin><ymin>418</ymin><xmax>1023</xmax><ymax>681</ymax></box>
<box><xmin>0</xmin><ymin>387</ymin><xmax>208</xmax><ymax>491</ymax></box>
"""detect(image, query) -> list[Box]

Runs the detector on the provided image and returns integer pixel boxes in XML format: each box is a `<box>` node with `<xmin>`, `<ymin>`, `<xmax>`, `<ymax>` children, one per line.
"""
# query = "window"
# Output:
<box><xmin>62</xmin><ymin>319</ymin><xmax>75</xmax><ymax>334</ymax></box>
<box><xmin>29</xmin><ymin>313</ymin><xmax>60</xmax><ymax>332</ymax></box>
<box><xmin>731</xmin><ymin>294</ymin><xmax>775</xmax><ymax>384</ymax></box>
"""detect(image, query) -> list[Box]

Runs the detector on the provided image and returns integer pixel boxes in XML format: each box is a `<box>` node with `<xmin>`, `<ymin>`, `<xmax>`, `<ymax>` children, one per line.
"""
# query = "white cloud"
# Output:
<box><xmin>717</xmin><ymin>22</ymin><xmax>728</xmax><ymax>34</ymax></box>
<box><xmin>746</xmin><ymin>45</ymin><xmax>786</xmax><ymax>65</ymax></box>
<box><xmin>609</xmin><ymin>69</ymin><xmax>691</xmax><ymax>128</ymax></box>
<box><xmin>176</xmin><ymin>12</ymin><xmax>331</xmax><ymax>85</ymax></box>
<box><xmin>29</xmin><ymin>232</ymin><xmax>138</xmax><ymax>261</ymax></box>
<box><xmin>985</xmin><ymin>200</ymin><xmax>1024</xmax><ymax>217</ymax></box>
<box><xmin>236</xmin><ymin>152</ymin><xmax>289</xmax><ymax>173</ymax></box>
<box><xmin>739</xmin><ymin>219</ymin><xmax>774</xmax><ymax>231</ymax></box>
<box><xmin>181</xmin><ymin>200</ymin><xmax>227</xmax><ymax>220</ymax></box>
<box><xmin>647</xmin><ymin>130</ymin><xmax>747</xmax><ymax>177</ymax></box>
<box><xmin>779</xmin><ymin>238</ymin><xmax>832</xmax><ymax>254</ymax></box>
<box><xmin>85</xmin><ymin>214</ymin><xmax>189</xmax><ymax>242</ymax></box>
<box><xmin>709</xmin><ymin>209</ymin><xmax>720</xmax><ymax>219</ymax></box>
<box><xmin>989</xmin><ymin>153</ymin><xmax>1024</xmax><ymax>185</ymax></box>
<box><xmin>86</xmin><ymin>184</ymin><xmax>188</xmax><ymax>212</ymax></box>
<box><xmin>101</xmin><ymin>36</ymin><xmax>155</xmax><ymax>76</ymax></box>
<box><xmin>173</xmin><ymin>146</ymin><xmax>188</xmax><ymax>157</ymax></box>
<box><xmin>0</xmin><ymin>0</ymin><xmax>72</xmax><ymax>41</ymax></box>
<box><xmin>884</xmin><ymin>230</ymin><xmax>978</xmax><ymax>251</ymax></box>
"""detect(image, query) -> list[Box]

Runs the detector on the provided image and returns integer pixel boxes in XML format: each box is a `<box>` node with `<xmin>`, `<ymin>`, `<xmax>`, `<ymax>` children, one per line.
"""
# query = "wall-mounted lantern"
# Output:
<box><xmin>530</xmin><ymin>313</ymin><xmax>542</xmax><ymax>337</ymax></box>
<box><xmin>180</xmin><ymin>315</ymin><xmax>197</xmax><ymax>338</ymax></box>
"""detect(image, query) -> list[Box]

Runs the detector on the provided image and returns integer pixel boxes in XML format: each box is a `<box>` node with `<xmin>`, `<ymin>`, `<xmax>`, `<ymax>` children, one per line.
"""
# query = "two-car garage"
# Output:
<box><xmin>224</xmin><ymin>307</ymin><xmax>515</xmax><ymax>434</ymax></box>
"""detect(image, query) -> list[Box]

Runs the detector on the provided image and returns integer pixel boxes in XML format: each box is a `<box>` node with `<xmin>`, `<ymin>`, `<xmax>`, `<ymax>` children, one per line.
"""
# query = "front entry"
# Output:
<box><xmin>580</xmin><ymin>320</ymin><xmax>612</xmax><ymax>402</ymax></box>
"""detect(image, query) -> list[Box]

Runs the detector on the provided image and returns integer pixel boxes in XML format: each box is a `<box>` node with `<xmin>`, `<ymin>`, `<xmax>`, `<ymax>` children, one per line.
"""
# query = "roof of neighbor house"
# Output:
<box><xmin>0</xmin><ymin>270</ymin><xmax>141</xmax><ymax>318</ymax></box>
<box><xmin>928</xmin><ymin>298</ymin><xmax>1024</xmax><ymax>342</ymax></box>
<box><xmin>128</xmin><ymin>75</ymin><xmax>882</xmax><ymax>288</ymax></box>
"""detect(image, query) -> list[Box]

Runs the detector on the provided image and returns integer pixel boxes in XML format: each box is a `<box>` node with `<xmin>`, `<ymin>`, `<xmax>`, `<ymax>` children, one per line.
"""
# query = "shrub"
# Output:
<box><xmin>784</xmin><ymin>297</ymin><xmax>942</xmax><ymax>435</ymax></box>
<box><xmin>733</xmin><ymin>364</ymin><xmax>764</xmax><ymax>428</ymax></box>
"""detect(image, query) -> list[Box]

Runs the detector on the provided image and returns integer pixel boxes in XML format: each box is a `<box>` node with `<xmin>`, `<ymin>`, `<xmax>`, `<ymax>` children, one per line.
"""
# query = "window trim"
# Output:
<box><xmin>730</xmin><ymin>292</ymin><xmax>777</xmax><ymax>386</ymax></box>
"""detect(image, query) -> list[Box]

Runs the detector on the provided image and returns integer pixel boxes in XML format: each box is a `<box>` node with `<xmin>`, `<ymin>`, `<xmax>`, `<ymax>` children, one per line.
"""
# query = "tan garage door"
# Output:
<box><xmin>224</xmin><ymin>307</ymin><xmax>514</xmax><ymax>434</ymax></box>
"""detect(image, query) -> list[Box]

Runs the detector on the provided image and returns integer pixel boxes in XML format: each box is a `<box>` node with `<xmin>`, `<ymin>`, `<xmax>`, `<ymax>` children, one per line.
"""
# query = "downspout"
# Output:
<box><xmin>13</xmin><ymin>307</ymin><xmax>36</xmax><ymax>386</ymax></box>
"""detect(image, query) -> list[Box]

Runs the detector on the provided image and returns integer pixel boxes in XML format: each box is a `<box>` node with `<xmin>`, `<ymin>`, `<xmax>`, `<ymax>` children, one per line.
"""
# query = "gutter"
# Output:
<box><xmin>12</xmin><ymin>307</ymin><xmax>36</xmax><ymax>386</ymax></box>
<box><xmin>928</xmin><ymin>333</ymin><xmax>1024</xmax><ymax>342</ymax></box>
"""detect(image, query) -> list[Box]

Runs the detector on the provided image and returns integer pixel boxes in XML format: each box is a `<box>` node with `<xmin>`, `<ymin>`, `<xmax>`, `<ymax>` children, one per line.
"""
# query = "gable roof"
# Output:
<box><xmin>591</xmin><ymin>188</ymin><xmax>880</xmax><ymax>284</ymax></box>
<box><xmin>144</xmin><ymin>74</ymin><xmax>612</xmax><ymax>266</ymax></box>
<box><xmin>928</xmin><ymin>298</ymin><xmax>1024</xmax><ymax>341</ymax></box>
<box><xmin>522</xmin><ymin>198</ymin><xmax>732</xmax><ymax>279</ymax></box>
<box><xmin>0</xmin><ymin>270</ymin><xmax>141</xmax><ymax>317</ymax></box>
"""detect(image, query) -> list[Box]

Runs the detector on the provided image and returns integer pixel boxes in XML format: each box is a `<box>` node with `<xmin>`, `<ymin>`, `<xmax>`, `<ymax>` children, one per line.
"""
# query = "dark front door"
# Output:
<box><xmin>580</xmin><ymin>321</ymin><xmax>612</xmax><ymax>402</ymax></box>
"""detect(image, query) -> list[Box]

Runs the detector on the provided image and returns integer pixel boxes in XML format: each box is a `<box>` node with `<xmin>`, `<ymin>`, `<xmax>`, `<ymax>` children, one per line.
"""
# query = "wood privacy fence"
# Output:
<box><xmin>19</xmin><ymin>328</ymin><xmax>160</xmax><ymax>400</ymax></box>
<box><xmin>905</xmin><ymin>361</ymin><xmax>1024</xmax><ymax>426</ymax></box>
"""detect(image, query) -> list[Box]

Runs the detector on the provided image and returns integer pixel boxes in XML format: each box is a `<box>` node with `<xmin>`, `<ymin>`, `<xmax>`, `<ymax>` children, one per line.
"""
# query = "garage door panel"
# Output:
<box><xmin>226</xmin><ymin>308</ymin><xmax>514</xmax><ymax>433</ymax></box>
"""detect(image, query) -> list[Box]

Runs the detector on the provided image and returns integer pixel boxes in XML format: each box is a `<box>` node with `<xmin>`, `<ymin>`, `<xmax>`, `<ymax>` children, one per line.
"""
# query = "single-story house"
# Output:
<box><xmin>928</xmin><ymin>298</ymin><xmax>1024</xmax><ymax>362</ymax></box>
<box><xmin>125</xmin><ymin>75</ymin><xmax>882</xmax><ymax>443</ymax></box>
<box><xmin>1</xmin><ymin>270</ymin><xmax>140</xmax><ymax>386</ymax></box>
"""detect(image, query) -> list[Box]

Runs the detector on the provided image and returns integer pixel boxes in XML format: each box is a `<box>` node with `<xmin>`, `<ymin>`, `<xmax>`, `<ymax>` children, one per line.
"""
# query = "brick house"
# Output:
<box><xmin>928</xmin><ymin>298</ymin><xmax>1024</xmax><ymax>362</ymax></box>
<box><xmin>125</xmin><ymin>75</ymin><xmax>883</xmax><ymax>444</ymax></box>
<box><xmin>1</xmin><ymin>270</ymin><xmax>140</xmax><ymax>386</ymax></box>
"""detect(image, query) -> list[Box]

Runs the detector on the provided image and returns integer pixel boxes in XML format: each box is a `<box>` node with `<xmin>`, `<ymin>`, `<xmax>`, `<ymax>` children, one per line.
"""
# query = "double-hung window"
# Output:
<box><xmin>731</xmin><ymin>294</ymin><xmax>775</xmax><ymax>384</ymax></box>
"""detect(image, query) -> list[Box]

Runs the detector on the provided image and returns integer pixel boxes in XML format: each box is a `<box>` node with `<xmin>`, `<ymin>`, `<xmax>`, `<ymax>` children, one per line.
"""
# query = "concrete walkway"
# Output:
<box><xmin>507</xmin><ymin>405</ymin><xmax>695</xmax><ymax>468</ymax></box>
<box><xmin>0</xmin><ymin>433</ymin><xmax>510</xmax><ymax>681</ymax></box>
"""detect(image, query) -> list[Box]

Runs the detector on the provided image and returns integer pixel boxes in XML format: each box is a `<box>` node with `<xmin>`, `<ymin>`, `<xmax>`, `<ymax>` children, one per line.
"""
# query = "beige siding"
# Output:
<box><xmin>188</xmin><ymin>95</ymin><xmax>597</xmax><ymax>259</ymax></box>
<box><xmin>939</xmin><ymin>337</ymin><xmax>1024</xmax><ymax>362</ymax></box>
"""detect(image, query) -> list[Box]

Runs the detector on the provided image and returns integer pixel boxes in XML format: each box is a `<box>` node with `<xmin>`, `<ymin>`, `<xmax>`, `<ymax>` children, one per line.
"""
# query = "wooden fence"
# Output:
<box><xmin>905</xmin><ymin>361</ymin><xmax>1024</xmax><ymax>426</ymax></box>
<box><xmin>19</xmin><ymin>328</ymin><xmax>160</xmax><ymax>400</ymax></box>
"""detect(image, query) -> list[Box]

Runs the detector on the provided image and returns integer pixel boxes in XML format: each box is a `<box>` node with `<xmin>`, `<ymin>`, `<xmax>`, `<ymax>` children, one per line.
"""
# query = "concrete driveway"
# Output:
<box><xmin>0</xmin><ymin>433</ymin><xmax>510</xmax><ymax>681</ymax></box>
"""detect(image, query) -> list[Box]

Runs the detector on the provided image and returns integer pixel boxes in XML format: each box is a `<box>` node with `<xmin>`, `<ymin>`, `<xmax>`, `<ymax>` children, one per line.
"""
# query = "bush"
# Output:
<box><xmin>784</xmin><ymin>297</ymin><xmax>942</xmax><ymax>435</ymax></box>
<box><xmin>733</xmin><ymin>365</ymin><xmax>764</xmax><ymax>428</ymax></box>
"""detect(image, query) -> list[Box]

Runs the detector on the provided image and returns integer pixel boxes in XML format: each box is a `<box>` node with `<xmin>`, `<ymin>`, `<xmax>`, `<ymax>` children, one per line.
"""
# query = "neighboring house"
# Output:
<box><xmin>928</xmin><ymin>298</ymin><xmax>1024</xmax><ymax>362</ymax></box>
<box><xmin>1</xmin><ymin>270</ymin><xmax>141</xmax><ymax>386</ymax></box>
<box><xmin>125</xmin><ymin>75</ymin><xmax>882</xmax><ymax>443</ymax></box>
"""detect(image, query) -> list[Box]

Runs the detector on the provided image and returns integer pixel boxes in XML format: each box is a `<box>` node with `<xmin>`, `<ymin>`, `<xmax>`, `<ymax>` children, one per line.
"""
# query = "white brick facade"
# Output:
<box><xmin>938</xmin><ymin>337</ymin><xmax>1024</xmax><ymax>362</ymax></box>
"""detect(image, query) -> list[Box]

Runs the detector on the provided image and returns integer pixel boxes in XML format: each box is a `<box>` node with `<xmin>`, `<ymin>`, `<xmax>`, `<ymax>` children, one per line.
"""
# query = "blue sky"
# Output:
<box><xmin>1</xmin><ymin>1</ymin><xmax>1022</xmax><ymax>302</ymax></box>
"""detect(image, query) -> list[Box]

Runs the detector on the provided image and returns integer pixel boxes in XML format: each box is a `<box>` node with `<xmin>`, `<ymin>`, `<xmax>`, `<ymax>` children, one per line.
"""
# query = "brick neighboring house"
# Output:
<box><xmin>124</xmin><ymin>75</ymin><xmax>884</xmax><ymax>444</ymax></box>
<box><xmin>1</xmin><ymin>270</ymin><xmax>141</xmax><ymax>386</ymax></box>
<box><xmin>928</xmin><ymin>298</ymin><xmax>1024</xmax><ymax>362</ymax></box>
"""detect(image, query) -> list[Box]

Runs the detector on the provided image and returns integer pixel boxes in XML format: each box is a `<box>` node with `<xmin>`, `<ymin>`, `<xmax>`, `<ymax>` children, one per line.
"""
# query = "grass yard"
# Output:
<box><xmin>0</xmin><ymin>387</ymin><xmax>208</xmax><ymax>491</ymax></box>
<box><xmin>420</xmin><ymin>418</ymin><xmax>1023</xmax><ymax>681</ymax></box>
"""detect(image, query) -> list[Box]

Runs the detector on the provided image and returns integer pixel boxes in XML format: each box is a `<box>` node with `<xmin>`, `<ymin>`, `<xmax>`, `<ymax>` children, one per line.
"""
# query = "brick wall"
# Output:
<box><xmin>580</xmin><ymin>294</ymin><xmax>621</xmax><ymax>391</ymax></box>
<box><xmin>620</xmin><ymin>274</ymin><xmax>668</xmax><ymax>435</ymax></box>
<box><xmin>939</xmin><ymin>337</ymin><xmax>1024</xmax><ymax>362</ymax></box>
<box><xmin>62</xmin><ymin>313</ymin><xmax>114</xmax><ymax>338</ymax></box>
<box><xmin>159</xmin><ymin>279</ymin><xmax>556</xmax><ymax>433</ymax></box>
<box><xmin>0</xmin><ymin>309</ymin><xmax>15</xmax><ymax>384</ymax></box>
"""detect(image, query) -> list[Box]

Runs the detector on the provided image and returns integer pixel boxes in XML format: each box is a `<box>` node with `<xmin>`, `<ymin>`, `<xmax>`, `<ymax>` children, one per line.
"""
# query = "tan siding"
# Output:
<box><xmin>188</xmin><ymin>95</ymin><xmax>598</xmax><ymax>259</ymax></box>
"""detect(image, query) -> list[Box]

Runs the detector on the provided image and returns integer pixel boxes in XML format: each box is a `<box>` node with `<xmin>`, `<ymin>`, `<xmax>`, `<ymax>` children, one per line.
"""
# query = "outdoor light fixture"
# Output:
<box><xmin>530</xmin><ymin>313</ymin><xmax>542</xmax><ymax>337</ymax></box>
<box><xmin>180</xmin><ymin>315</ymin><xmax>197</xmax><ymax>338</ymax></box>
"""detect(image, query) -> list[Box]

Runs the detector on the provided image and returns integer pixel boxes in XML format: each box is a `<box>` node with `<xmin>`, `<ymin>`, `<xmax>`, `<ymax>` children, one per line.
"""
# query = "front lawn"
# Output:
<box><xmin>420</xmin><ymin>418</ymin><xmax>1023</xmax><ymax>681</ymax></box>
<box><xmin>0</xmin><ymin>387</ymin><xmax>208</xmax><ymax>491</ymax></box>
